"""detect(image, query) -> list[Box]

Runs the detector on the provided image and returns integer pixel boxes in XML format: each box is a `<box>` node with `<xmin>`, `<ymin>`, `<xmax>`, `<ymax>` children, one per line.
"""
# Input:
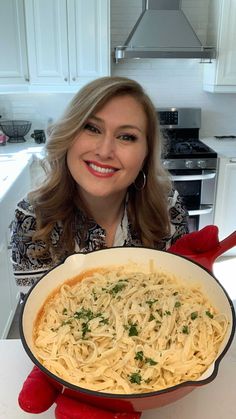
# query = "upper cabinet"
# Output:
<box><xmin>0</xmin><ymin>0</ymin><xmax>110</xmax><ymax>92</ymax></box>
<box><xmin>203</xmin><ymin>0</ymin><xmax>236</xmax><ymax>93</ymax></box>
<box><xmin>0</xmin><ymin>0</ymin><xmax>29</xmax><ymax>85</ymax></box>
<box><xmin>25</xmin><ymin>0</ymin><xmax>69</xmax><ymax>86</ymax></box>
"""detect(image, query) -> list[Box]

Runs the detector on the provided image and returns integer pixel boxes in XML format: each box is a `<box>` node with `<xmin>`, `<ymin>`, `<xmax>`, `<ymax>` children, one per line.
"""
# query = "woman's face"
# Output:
<box><xmin>67</xmin><ymin>94</ymin><xmax>148</xmax><ymax>202</ymax></box>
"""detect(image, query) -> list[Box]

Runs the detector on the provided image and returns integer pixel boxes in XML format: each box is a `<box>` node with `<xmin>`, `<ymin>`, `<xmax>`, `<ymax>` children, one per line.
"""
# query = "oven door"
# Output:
<box><xmin>171</xmin><ymin>170</ymin><xmax>217</xmax><ymax>232</ymax></box>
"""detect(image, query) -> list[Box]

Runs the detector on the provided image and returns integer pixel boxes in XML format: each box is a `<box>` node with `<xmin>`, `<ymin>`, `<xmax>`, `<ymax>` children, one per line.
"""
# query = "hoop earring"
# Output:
<box><xmin>134</xmin><ymin>170</ymin><xmax>146</xmax><ymax>191</ymax></box>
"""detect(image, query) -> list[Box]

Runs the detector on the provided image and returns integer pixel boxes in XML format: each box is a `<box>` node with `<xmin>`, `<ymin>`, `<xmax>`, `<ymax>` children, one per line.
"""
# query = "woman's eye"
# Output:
<box><xmin>118</xmin><ymin>134</ymin><xmax>137</xmax><ymax>142</ymax></box>
<box><xmin>84</xmin><ymin>123</ymin><xmax>100</xmax><ymax>134</ymax></box>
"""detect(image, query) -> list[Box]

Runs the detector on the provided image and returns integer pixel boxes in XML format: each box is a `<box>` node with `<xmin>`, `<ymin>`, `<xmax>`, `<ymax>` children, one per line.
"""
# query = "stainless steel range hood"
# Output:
<box><xmin>114</xmin><ymin>0</ymin><xmax>216</xmax><ymax>62</ymax></box>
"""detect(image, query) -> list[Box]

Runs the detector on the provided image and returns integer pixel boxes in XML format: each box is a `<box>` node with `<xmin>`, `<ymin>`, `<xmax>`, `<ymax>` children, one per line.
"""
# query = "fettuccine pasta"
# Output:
<box><xmin>33</xmin><ymin>264</ymin><xmax>228</xmax><ymax>394</ymax></box>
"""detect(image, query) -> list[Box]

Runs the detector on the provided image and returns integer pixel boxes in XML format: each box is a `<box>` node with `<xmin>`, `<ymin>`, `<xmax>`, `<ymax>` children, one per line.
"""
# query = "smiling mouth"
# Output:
<box><xmin>85</xmin><ymin>161</ymin><xmax>118</xmax><ymax>176</ymax></box>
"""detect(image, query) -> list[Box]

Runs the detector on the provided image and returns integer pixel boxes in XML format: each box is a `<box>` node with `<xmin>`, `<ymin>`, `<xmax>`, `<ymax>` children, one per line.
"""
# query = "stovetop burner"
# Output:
<box><xmin>167</xmin><ymin>138</ymin><xmax>217</xmax><ymax>159</ymax></box>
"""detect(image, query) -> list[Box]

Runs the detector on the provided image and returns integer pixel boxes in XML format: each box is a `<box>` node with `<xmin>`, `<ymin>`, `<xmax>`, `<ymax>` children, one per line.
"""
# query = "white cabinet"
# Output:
<box><xmin>203</xmin><ymin>0</ymin><xmax>236</xmax><ymax>93</ymax></box>
<box><xmin>0</xmin><ymin>158</ymin><xmax>31</xmax><ymax>338</ymax></box>
<box><xmin>0</xmin><ymin>241</ymin><xmax>13</xmax><ymax>338</ymax></box>
<box><xmin>24</xmin><ymin>0</ymin><xmax>110</xmax><ymax>89</ymax></box>
<box><xmin>0</xmin><ymin>0</ymin><xmax>29</xmax><ymax>85</ymax></box>
<box><xmin>214</xmin><ymin>158</ymin><xmax>236</xmax><ymax>255</ymax></box>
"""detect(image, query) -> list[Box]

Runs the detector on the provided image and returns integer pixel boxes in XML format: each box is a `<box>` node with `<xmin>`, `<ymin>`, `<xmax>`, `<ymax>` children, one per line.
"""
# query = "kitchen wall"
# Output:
<box><xmin>1</xmin><ymin>0</ymin><xmax>236</xmax><ymax>139</ymax></box>
<box><xmin>111</xmin><ymin>0</ymin><xmax>236</xmax><ymax>138</ymax></box>
<box><xmin>0</xmin><ymin>93</ymin><xmax>73</xmax><ymax>139</ymax></box>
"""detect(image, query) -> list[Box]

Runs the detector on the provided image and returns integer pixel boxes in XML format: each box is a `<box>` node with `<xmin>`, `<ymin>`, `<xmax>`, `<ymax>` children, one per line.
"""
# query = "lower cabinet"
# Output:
<box><xmin>214</xmin><ymin>157</ymin><xmax>236</xmax><ymax>255</ymax></box>
<box><xmin>0</xmin><ymin>241</ymin><xmax>13</xmax><ymax>338</ymax></box>
<box><xmin>0</xmin><ymin>160</ymin><xmax>31</xmax><ymax>338</ymax></box>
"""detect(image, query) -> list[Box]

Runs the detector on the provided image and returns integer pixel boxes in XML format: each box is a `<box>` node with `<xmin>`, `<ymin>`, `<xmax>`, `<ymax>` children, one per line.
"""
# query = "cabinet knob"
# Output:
<box><xmin>25</xmin><ymin>77</ymin><xmax>30</xmax><ymax>82</ymax></box>
<box><xmin>72</xmin><ymin>77</ymin><xmax>76</xmax><ymax>81</ymax></box>
<box><xmin>64</xmin><ymin>77</ymin><xmax>68</xmax><ymax>82</ymax></box>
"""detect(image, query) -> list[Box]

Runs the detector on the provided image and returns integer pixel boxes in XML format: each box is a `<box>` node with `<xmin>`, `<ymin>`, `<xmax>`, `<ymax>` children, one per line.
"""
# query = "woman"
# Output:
<box><xmin>11</xmin><ymin>76</ymin><xmax>189</xmax><ymax>288</ymax></box>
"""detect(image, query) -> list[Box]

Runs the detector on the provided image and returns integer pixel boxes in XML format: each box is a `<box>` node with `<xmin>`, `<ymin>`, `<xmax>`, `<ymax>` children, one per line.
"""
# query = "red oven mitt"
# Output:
<box><xmin>18</xmin><ymin>366</ymin><xmax>142</xmax><ymax>418</ymax></box>
<box><xmin>168</xmin><ymin>225</ymin><xmax>219</xmax><ymax>257</ymax></box>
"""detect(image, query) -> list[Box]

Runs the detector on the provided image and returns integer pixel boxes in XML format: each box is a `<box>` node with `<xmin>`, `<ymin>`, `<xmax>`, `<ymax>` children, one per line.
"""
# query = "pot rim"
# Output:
<box><xmin>19</xmin><ymin>247</ymin><xmax>236</xmax><ymax>399</ymax></box>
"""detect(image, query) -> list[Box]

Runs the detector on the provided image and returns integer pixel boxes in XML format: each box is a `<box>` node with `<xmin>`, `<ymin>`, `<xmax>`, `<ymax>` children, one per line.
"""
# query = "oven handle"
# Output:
<box><xmin>171</xmin><ymin>171</ymin><xmax>216</xmax><ymax>181</ymax></box>
<box><xmin>188</xmin><ymin>205</ymin><xmax>213</xmax><ymax>216</ymax></box>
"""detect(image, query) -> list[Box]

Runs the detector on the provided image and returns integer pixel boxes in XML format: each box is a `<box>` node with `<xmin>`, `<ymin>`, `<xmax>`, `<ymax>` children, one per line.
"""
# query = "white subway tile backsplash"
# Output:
<box><xmin>0</xmin><ymin>0</ymin><xmax>236</xmax><ymax>139</ymax></box>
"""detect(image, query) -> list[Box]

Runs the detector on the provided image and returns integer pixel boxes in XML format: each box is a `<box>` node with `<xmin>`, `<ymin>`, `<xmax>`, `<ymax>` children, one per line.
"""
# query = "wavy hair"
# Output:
<box><xmin>29</xmin><ymin>76</ymin><xmax>172</xmax><ymax>258</ymax></box>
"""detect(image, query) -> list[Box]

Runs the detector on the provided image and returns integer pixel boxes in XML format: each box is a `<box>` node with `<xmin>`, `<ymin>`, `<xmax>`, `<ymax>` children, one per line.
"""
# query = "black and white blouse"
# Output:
<box><xmin>10</xmin><ymin>190</ymin><xmax>189</xmax><ymax>287</ymax></box>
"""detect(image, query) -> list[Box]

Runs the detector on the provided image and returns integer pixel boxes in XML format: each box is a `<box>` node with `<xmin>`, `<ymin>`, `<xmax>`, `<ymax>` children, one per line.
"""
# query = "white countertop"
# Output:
<box><xmin>0</xmin><ymin>139</ymin><xmax>45</xmax><ymax>157</ymax></box>
<box><xmin>0</xmin><ymin>140</ymin><xmax>44</xmax><ymax>202</ymax></box>
<box><xmin>0</xmin><ymin>338</ymin><xmax>235</xmax><ymax>419</ymax></box>
<box><xmin>201</xmin><ymin>137</ymin><xmax>236</xmax><ymax>159</ymax></box>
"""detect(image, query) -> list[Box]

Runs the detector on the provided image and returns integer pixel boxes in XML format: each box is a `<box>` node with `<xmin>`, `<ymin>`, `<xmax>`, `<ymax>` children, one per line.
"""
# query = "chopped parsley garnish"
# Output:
<box><xmin>145</xmin><ymin>358</ymin><xmax>158</xmax><ymax>366</ymax></box>
<box><xmin>134</xmin><ymin>351</ymin><xmax>144</xmax><ymax>361</ymax></box>
<box><xmin>128</xmin><ymin>323</ymin><xmax>139</xmax><ymax>337</ymax></box>
<box><xmin>99</xmin><ymin>318</ymin><xmax>109</xmax><ymax>325</ymax></box>
<box><xmin>82</xmin><ymin>322</ymin><xmax>91</xmax><ymax>339</ymax></box>
<box><xmin>62</xmin><ymin>308</ymin><xmax>68</xmax><ymax>315</ymax></box>
<box><xmin>129</xmin><ymin>372</ymin><xmax>142</xmax><ymax>384</ymax></box>
<box><xmin>191</xmin><ymin>312</ymin><xmax>198</xmax><ymax>320</ymax></box>
<box><xmin>175</xmin><ymin>301</ymin><xmax>181</xmax><ymax>308</ymax></box>
<box><xmin>146</xmin><ymin>299</ymin><xmax>158</xmax><ymax>307</ymax></box>
<box><xmin>73</xmin><ymin>307</ymin><xmax>104</xmax><ymax>339</ymax></box>
<box><xmin>109</xmin><ymin>282</ymin><xmax>126</xmax><ymax>296</ymax></box>
<box><xmin>206</xmin><ymin>310</ymin><xmax>214</xmax><ymax>319</ymax></box>
<box><xmin>164</xmin><ymin>310</ymin><xmax>171</xmax><ymax>316</ymax></box>
<box><xmin>173</xmin><ymin>291</ymin><xmax>178</xmax><ymax>296</ymax></box>
<box><xmin>74</xmin><ymin>308</ymin><xmax>94</xmax><ymax>321</ymax></box>
<box><xmin>134</xmin><ymin>351</ymin><xmax>157</xmax><ymax>366</ymax></box>
<box><xmin>156</xmin><ymin>309</ymin><xmax>163</xmax><ymax>317</ymax></box>
<box><xmin>182</xmin><ymin>325</ymin><xmax>189</xmax><ymax>334</ymax></box>
<box><xmin>149</xmin><ymin>314</ymin><xmax>155</xmax><ymax>322</ymax></box>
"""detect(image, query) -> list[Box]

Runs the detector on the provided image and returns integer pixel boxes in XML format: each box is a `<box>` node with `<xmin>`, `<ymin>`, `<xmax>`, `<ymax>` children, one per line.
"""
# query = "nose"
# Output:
<box><xmin>95</xmin><ymin>133</ymin><xmax>116</xmax><ymax>159</ymax></box>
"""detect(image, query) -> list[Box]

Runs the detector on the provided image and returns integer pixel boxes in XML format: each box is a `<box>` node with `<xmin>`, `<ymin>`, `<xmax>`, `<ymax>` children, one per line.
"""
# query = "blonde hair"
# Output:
<box><xmin>29</xmin><ymin>76</ymin><xmax>172</xmax><ymax>259</ymax></box>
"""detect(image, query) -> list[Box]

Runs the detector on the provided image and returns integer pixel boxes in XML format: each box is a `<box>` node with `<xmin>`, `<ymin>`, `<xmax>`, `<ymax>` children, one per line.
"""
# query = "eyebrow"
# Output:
<box><xmin>89</xmin><ymin>115</ymin><xmax>144</xmax><ymax>133</ymax></box>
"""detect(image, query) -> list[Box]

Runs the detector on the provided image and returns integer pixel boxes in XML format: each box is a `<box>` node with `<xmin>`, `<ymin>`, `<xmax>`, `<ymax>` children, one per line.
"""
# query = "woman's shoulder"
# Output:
<box><xmin>15</xmin><ymin>196</ymin><xmax>35</xmax><ymax>217</ymax></box>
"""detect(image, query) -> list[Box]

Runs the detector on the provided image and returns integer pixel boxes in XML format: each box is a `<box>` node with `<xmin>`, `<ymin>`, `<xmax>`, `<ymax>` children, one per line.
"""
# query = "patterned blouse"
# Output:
<box><xmin>10</xmin><ymin>189</ymin><xmax>189</xmax><ymax>287</ymax></box>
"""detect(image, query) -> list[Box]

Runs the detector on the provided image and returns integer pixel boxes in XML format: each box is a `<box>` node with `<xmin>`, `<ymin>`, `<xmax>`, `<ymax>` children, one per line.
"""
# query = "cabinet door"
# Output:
<box><xmin>0</xmin><ymin>240</ymin><xmax>13</xmax><ymax>338</ymax></box>
<box><xmin>214</xmin><ymin>158</ymin><xmax>236</xmax><ymax>255</ymax></box>
<box><xmin>216</xmin><ymin>0</ymin><xmax>236</xmax><ymax>86</ymax></box>
<box><xmin>203</xmin><ymin>0</ymin><xmax>236</xmax><ymax>92</ymax></box>
<box><xmin>0</xmin><ymin>0</ymin><xmax>29</xmax><ymax>85</ymax></box>
<box><xmin>25</xmin><ymin>0</ymin><xmax>69</xmax><ymax>85</ymax></box>
<box><xmin>67</xmin><ymin>0</ymin><xmax>110</xmax><ymax>85</ymax></box>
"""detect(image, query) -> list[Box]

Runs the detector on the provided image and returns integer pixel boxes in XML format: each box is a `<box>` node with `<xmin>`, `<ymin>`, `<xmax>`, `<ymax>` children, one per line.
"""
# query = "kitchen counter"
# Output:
<box><xmin>0</xmin><ymin>338</ymin><xmax>236</xmax><ymax>419</ymax></box>
<box><xmin>0</xmin><ymin>139</ymin><xmax>44</xmax><ymax>158</ymax></box>
<box><xmin>201</xmin><ymin>137</ymin><xmax>236</xmax><ymax>158</ymax></box>
<box><xmin>0</xmin><ymin>140</ymin><xmax>45</xmax><ymax>202</ymax></box>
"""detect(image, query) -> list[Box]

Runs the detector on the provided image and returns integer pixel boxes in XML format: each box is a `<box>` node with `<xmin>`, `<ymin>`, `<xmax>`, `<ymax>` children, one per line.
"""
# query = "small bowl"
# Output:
<box><xmin>0</xmin><ymin>120</ymin><xmax>31</xmax><ymax>143</ymax></box>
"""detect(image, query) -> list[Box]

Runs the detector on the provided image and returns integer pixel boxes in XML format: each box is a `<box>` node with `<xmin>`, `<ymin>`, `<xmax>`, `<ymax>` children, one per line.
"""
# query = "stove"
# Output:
<box><xmin>159</xmin><ymin>108</ymin><xmax>217</xmax><ymax>170</ymax></box>
<box><xmin>158</xmin><ymin>108</ymin><xmax>218</xmax><ymax>231</ymax></box>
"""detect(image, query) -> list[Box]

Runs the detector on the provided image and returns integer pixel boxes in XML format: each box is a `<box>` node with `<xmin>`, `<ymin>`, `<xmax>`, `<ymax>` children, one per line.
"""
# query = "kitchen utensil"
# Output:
<box><xmin>31</xmin><ymin>130</ymin><xmax>46</xmax><ymax>144</ymax></box>
<box><xmin>0</xmin><ymin>120</ymin><xmax>31</xmax><ymax>143</ymax></box>
<box><xmin>20</xmin><ymin>242</ymin><xmax>235</xmax><ymax>412</ymax></box>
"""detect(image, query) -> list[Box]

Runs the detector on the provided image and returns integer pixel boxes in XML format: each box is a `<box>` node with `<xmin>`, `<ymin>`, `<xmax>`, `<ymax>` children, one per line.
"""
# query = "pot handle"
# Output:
<box><xmin>188</xmin><ymin>230</ymin><xmax>236</xmax><ymax>271</ymax></box>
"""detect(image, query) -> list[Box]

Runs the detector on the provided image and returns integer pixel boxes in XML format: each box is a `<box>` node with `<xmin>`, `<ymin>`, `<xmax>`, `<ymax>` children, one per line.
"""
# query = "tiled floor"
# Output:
<box><xmin>6</xmin><ymin>255</ymin><xmax>236</xmax><ymax>340</ymax></box>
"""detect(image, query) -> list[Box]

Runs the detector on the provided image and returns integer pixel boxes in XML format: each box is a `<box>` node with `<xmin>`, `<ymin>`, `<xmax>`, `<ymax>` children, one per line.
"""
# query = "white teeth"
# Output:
<box><xmin>89</xmin><ymin>162</ymin><xmax>115</xmax><ymax>174</ymax></box>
